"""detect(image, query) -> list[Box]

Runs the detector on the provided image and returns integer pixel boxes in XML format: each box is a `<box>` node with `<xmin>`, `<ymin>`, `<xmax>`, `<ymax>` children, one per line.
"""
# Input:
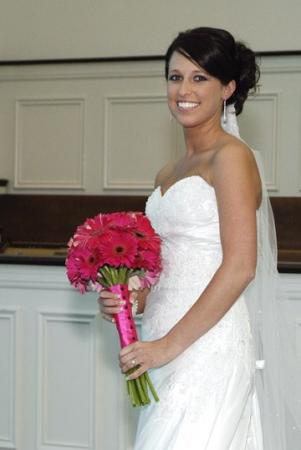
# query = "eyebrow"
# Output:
<box><xmin>168</xmin><ymin>69</ymin><xmax>207</xmax><ymax>74</ymax></box>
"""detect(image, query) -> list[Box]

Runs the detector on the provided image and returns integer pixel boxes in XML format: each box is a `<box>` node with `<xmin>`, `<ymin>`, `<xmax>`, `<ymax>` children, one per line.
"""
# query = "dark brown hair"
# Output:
<box><xmin>165</xmin><ymin>27</ymin><xmax>260</xmax><ymax>115</ymax></box>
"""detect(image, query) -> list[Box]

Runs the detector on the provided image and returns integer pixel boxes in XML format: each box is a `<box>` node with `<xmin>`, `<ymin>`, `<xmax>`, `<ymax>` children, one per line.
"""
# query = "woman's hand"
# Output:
<box><xmin>98</xmin><ymin>290</ymin><xmax>138</xmax><ymax>323</ymax></box>
<box><xmin>119</xmin><ymin>338</ymin><xmax>175</xmax><ymax>380</ymax></box>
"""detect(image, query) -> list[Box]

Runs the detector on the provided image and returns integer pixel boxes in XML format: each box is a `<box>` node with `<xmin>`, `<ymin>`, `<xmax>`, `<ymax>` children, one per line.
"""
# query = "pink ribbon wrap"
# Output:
<box><xmin>109</xmin><ymin>284</ymin><xmax>138</xmax><ymax>348</ymax></box>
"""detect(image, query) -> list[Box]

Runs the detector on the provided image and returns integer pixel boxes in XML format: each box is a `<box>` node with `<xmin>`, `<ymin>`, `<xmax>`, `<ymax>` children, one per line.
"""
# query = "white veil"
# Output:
<box><xmin>222</xmin><ymin>105</ymin><xmax>301</xmax><ymax>449</ymax></box>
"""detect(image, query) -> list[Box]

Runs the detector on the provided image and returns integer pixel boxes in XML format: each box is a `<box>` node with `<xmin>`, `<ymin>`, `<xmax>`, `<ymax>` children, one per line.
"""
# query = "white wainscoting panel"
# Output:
<box><xmin>0</xmin><ymin>265</ymin><xmax>141</xmax><ymax>450</ymax></box>
<box><xmin>259</xmin><ymin>57</ymin><xmax>301</xmax><ymax>196</ymax></box>
<box><xmin>96</xmin><ymin>318</ymin><xmax>139</xmax><ymax>450</ymax></box>
<box><xmin>238</xmin><ymin>92</ymin><xmax>280</xmax><ymax>191</ymax></box>
<box><xmin>0</xmin><ymin>267</ymin><xmax>301</xmax><ymax>450</ymax></box>
<box><xmin>103</xmin><ymin>94</ymin><xmax>176</xmax><ymax>190</ymax></box>
<box><xmin>299</xmin><ymin>95</ymin><xmax>301</xmax><ymax>193</ymax></box>
<box><xmin>0</xmin><ymin>308</ymin><xmax>20</xmax><ymax>450</ymax></box>
<box><xmin>14</xmin><ymin>97</ymin><xmax>85</xmax><ymax>189</ymax></box>
<box><xmin>37</xmin><ymin>312</ymin><xmax>96</xmax><ymax>449</ymax></box>
<box><xmin>0</xmin><ymin>56</ymin><xmax>300</xmax><ymax>196</ymax></box>
<box><xmin>279</xmin><ymin>274</ymin><xmax>301</xmax><ymax>450</ymax></box>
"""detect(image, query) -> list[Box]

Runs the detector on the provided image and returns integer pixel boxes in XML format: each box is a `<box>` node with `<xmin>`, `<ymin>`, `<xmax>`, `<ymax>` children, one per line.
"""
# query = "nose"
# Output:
<box><xmin>178</xmin><ymin>78</ymin><xmax>192</xmax><ymax>97</ymax></box>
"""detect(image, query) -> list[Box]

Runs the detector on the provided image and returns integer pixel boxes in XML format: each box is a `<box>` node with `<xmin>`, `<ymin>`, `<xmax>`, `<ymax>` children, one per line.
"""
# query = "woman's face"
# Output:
<box><xmin>167</xmin><ymin>51</ymin><xmax>232</xmax><ymax>129</ymax></box>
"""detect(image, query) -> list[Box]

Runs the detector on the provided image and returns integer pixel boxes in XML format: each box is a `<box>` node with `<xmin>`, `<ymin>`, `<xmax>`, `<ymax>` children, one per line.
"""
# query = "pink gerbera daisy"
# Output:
<box><xmin>73</xmin><ymin>214</ymin><xmax>105</xmax><ymax>248</ymax></box>
<box><xmin>66</xmin><ymin>246</ymin><xmax>102</xmax><ymax>283</ymax></box>
<box><xmin>66</xmin><ymin>257</ymin><xmax>87</xmax><ymax>293</ymax></box>
<box><xmin>97</xmin><ymin>230</ymin><xmax>138</xmax><ymax>268</ymax></box>
<box><xmin>134</xmin><ymin>249</ymin><xmax>161</xmax><ymax>271</ymax></box>
<box><xmin>102</xmin><ymin>212</ymin><xmax>136</xmax><ymax>231</ymax></box>
<box><xmin>132</xmin><ymin>214</ymin><xmax>160</xmax><ymax>251</ymax></box>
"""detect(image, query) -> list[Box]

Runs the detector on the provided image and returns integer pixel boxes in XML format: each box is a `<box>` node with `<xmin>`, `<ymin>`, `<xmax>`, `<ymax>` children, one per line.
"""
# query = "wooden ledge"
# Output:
<box><xmin>0</xmin><ymin>194</ymin><xmax>301</xmax><ymax>272</ymax></box>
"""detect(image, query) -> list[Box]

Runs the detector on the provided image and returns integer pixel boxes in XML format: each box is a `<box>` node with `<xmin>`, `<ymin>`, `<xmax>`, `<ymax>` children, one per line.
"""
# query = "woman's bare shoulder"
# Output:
<box><xmin>212</xmin><ymin>137</ymin><xmax>260</xmax><ymax>182</ymax></box>
<box><xmin>211</xmin><ymin>137</ymin><xmax>262</xmax><ymax>207</ymax></box>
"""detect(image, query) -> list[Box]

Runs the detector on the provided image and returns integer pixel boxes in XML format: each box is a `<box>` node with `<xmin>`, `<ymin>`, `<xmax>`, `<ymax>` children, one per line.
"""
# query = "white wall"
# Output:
<box><xmin>0</xmin><ymin>55</ymin><xmax>301</xmax><ymax>197</ymax></box>
<box><xmin>0</xmin><ymin>0</ymin><xmax>301</xmax><ymax>61</ymax></box>
<box><xmin>0</xmin><ymin>265</ymin><xmax>139</xmax><ymax>450</ymax></box>
<box><xmin>1</xmin><ymin>265</ymin><xmax>300</xmax><ymax>449</ymax></box>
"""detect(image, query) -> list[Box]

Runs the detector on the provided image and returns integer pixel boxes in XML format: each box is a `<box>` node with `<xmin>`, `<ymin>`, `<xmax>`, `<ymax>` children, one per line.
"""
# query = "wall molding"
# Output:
<box><xmin>0</xmin><ymin>49</ymin><xmax>301</xmax><ymax>66</ymax></box>
<box><xmin>14</xmin><ymin>97</ymin><xmax>85</xmax><ymax>190</ymax></box>
<box><xmin>0</xmin><ymin>266</ymin><xmax>72</xmax><ymax>290</ymax></box>
<box><xmin>0</xmin><ymin>64</ymin><xmax>164</xmax><ymax>83</ymax></box>
<box><xmin>0</xmin><ymin>55</ymin><xmax>300</xmax><ymax>197</ymax></box>
<box><xmin>280</xmin><ymin>274</ymin><xmax>301</xmax><ymax>301</ymax></box>
<box><xmin>37</xmin><ymin>311</ymin><xmax>96</xmax><ymax>449</ymax></box>
<box><xmin>241</xmin><ymin>91</ymin><xmax>280</xmax><ymax>191</ymax></box>
<box><xmin>299</xmin><ymin>95</ymin><xmax>301</xmax><ymax>193</ymax></box>
<box><xmin>1</xmin><ymin>54</ymin><xmax>301</xmax><ymax>81</ymax></box>
<box><xmin>256</xmin><ymin>92</ymin><xmax>279</xmax><ymax>191</ymax></box>
<box><xmin>103</xmin><ymin>93</ymin><xmax>173</xmax><ymax>190</ymax></box>
<box><xmin>0</xmin><ymin>308</ymin><xmax>21</xmax><ymax>450</ymax></box>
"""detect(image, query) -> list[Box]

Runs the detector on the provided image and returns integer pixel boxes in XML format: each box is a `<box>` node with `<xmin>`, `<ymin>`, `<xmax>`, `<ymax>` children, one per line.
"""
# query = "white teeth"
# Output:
<box><xmin>177</xmin><ymin>102</ymin><xmax>199</xmax><ymax>109</ymax></box>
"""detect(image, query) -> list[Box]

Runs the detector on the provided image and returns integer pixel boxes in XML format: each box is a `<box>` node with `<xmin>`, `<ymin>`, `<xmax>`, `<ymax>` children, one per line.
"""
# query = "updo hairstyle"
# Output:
<box><xmin>165</xmin><ymin>27</ymin><xmax>260</xmax><ymax>115</ymax></box>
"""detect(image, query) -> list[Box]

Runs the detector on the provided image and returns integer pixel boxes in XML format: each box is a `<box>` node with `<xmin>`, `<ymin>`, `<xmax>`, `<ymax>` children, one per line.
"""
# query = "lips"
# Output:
<box><xmin>177</xmin><ymin>101</ymin><xmax>200</xmax><ymax>111</ymax></box>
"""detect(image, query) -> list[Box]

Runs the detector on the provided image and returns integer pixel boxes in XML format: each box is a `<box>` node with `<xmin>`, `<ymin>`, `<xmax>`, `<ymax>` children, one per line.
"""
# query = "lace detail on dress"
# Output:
<box><xmin>134</xmin><ymin>176</ymin><xmax>260</xmax><ymax>450</ymax></box>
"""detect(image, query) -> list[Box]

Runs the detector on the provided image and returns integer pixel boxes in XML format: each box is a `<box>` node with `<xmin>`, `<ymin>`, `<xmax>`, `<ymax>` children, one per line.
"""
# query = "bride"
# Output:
<box><xmin>99</xmin><ymin>27</ymin><xmax>300</xmax><ymax>449</ymax></box>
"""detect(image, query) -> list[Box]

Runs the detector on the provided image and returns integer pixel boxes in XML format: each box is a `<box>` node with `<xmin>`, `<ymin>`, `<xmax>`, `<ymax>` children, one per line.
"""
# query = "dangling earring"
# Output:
<box><xmin>222</xmin><ymin>99</ymin><xmax>227</xmax><ymax>124</ymax></box>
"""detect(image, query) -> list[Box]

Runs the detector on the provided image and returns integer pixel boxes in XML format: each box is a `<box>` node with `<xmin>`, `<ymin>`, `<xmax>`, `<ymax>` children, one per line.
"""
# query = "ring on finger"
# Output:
<box><xmin>131</xmin><ymin>359</ymin><xmax>137</xmax><ymax>367</ymax></box>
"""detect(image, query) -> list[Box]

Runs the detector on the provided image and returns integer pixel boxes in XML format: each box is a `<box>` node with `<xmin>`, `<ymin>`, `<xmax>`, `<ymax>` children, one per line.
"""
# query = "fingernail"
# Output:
<box><xmin>119</xmin><ymin>300</ymin><xmax>126</xmax><ymax>305</ymax></box>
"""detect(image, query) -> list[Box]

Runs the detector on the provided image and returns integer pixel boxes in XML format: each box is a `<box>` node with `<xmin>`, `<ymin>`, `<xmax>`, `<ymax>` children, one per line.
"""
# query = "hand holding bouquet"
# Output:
<box><xmin>65</xmin><ymin>211</ymin><xmax>161</xmax><ymax>406</ymax></box>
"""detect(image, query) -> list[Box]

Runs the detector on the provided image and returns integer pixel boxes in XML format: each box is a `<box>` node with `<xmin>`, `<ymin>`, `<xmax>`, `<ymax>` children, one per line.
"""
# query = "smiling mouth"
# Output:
<box><xmin>177</xmin><ymin>101</ymin><xmax>200</xmax><ymax>111</ymax></box>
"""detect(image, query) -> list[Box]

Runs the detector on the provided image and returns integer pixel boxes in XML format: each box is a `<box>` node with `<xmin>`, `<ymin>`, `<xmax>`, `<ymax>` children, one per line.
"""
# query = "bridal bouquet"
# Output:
<box><xmin>65</xmin><ymin>211</ymin><xmax>161</xmax><ymax>406</ymax></box>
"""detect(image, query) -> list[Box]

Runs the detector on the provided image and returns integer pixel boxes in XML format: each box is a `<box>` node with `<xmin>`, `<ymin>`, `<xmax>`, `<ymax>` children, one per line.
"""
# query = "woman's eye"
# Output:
<box><xmin>194</xmin><ymin>75</ymin><xmax>207</xmax><ymax>82</ymax></box>
<box><xmin>168</xmin><ymin>74</ymin><xmax>181</xmax><ymax>81</ymax></box>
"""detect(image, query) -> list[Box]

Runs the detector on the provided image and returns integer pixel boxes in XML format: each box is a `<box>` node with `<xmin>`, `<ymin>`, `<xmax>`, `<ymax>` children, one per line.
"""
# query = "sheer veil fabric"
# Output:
<box><xmin>222</xmin><ymin>105</ymin><xmax>301</xmax><ymax>449</ymax></box>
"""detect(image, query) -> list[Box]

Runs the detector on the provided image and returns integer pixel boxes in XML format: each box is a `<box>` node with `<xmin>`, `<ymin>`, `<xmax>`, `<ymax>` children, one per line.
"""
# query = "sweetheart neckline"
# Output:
<box><xmin>157</xmin><ymin>175</ymin><xmax>215</xmax><ymax>199</ymax></box>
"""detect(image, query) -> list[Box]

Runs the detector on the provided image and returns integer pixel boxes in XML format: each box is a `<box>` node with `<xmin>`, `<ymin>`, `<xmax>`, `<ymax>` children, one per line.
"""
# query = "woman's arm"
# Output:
<box><xmin>120</xmin><ymin>143</ymin><xmax>262</xmax><ymax>378</ymax></box>
<box><xmin>163</xmin><ymin>143</ymin><xmax>260</xmax><ymax>356</ymax></box>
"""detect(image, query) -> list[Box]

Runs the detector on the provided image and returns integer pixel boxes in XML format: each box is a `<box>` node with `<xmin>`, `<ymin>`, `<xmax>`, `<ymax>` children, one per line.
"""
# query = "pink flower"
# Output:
<box><xmin>65</xmin><ymin>211</ymin><xmax>162</xmax><ymax>293</ymax></box>
<box><xmin>66</xmin><ymin>246</ymin><xmax>102</xmax><ymax>286</ymax></box>
<box><xmin>97</xmin><ymin>230</ymin><xmax>137</xmax><ymax>268</ymax></box>
<box><xmin>140</xmin><ymin>270</ymin><xmax>160</xmax><ymax>288</ymax></box>
<box><xmin>134</xmin><ymin>249</ymin><xmax>161</xmax><ymax>271</ymax></box>
<box><xmin>73</xmin><ymin>214</ymin><xmax>105</xmax><ymax>248</ymax></box>
<box><xmin>103</xmin><ymin>212</ymin><xmax>136</xmax><ymax>231</ymax></box>
<box><xmin>132</xmin><ymin>214</ymin><xmax>160</xmax><ymax>251</ymax></box>
<box><xmin>66</xmin><ymin>260</ymin><xmax>87</xmax><ymax>293</ymax></box>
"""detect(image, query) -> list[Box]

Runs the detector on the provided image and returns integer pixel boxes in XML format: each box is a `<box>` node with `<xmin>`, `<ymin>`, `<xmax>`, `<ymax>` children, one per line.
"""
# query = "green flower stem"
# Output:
<box><xmin>145</xmin><ymin>372</ymin><xmax>160</xmax><ymax>402</ymax></box>
<box><xmin>140</xmin><ymin>373</ymin><xmax>148</xmax><ymax>398</ymax></box>
<box><xmin>135</xmin><ymin>376</ymin><xmax>149</xmax><ymax>405</ymax></box>
<box><xmin>125</xmin><ymin>371</ymin><xmax>159</xmax><ymax>407</ymax></box>
<box><xmin>127</xmin><ymin>380</ymin><xmax>137</xmax><ymax>406</ymax></box>
<box><xmin>134</xmin><ymin>380</ymin><xmax>141</xmax><ymax>406</ymax></box>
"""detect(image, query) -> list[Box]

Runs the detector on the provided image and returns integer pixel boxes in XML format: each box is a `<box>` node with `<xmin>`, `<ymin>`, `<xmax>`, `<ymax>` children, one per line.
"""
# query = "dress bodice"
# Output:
<box><xmin>145</xmin><ymin>175</ymin><xmax>223</xmax><ymax>290</ymax></box>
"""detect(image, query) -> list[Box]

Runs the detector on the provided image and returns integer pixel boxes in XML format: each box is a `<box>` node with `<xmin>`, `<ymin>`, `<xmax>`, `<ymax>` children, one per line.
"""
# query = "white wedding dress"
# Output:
<box><xmin>134</xmin><ymin>175</ymin><xmax>264</xmax><ymax>450</ymax></box>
